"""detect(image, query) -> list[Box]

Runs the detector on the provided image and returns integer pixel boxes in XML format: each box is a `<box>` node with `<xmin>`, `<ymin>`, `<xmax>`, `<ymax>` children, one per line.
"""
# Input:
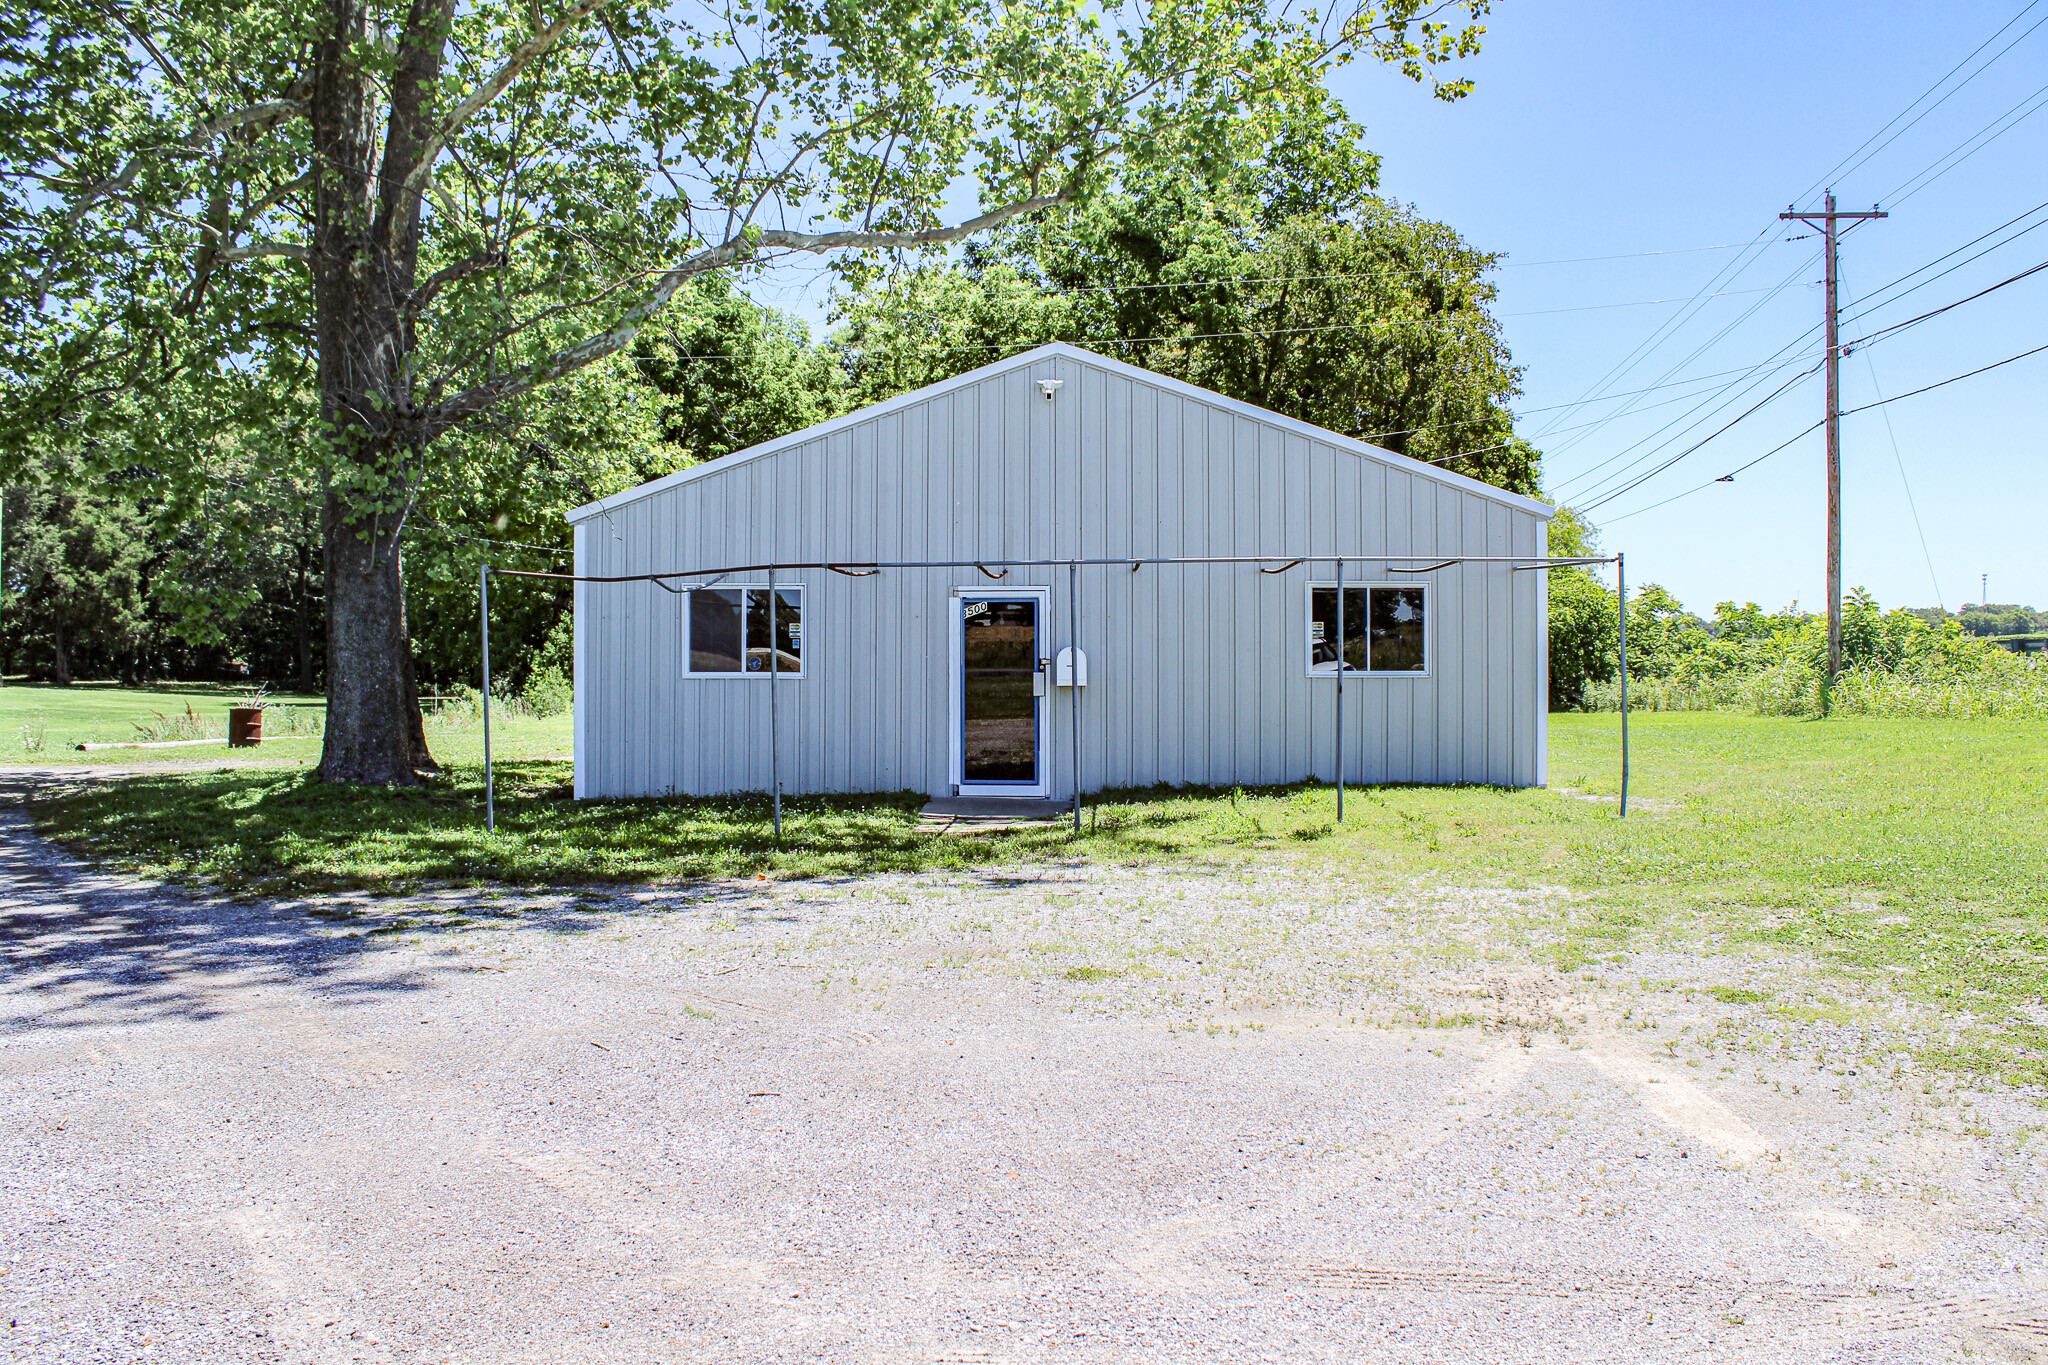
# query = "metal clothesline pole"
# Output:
<box><xmin>769</xmin><ymin>565</ymin><xmax>782</xmax><ymax>841</ymax></box>
<box><xmin>1069</xmin><ymin>559</ymin><xmax>1081</xmax><ymax>835</ymax></box>
<box><xmin>480</xmin><ymin>564</ymin><xmax>495</xmax><ymax>833</ymax></box>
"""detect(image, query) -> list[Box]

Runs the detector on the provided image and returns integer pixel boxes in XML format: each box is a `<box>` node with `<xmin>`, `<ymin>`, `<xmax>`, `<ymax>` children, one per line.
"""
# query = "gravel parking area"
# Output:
<box><xmin>3</xmin><ymin>775</ymin><xmax>2045</xmax><ymax>1364</ymax></box>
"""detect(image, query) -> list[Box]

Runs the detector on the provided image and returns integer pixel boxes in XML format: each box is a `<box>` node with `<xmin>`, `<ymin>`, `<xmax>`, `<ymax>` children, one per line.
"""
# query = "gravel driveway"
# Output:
<box><xmin>3</xmin><ymin>771</ymin><xmax>2044</xmax><ymax>1364</ymax></box>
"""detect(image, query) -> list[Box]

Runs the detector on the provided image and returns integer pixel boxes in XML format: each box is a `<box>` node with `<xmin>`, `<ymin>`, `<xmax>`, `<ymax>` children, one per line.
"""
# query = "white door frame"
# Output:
<box><xmin>948</xmin><ymin>586</ymin><xmax>1051</xmax><ymax>797</ymax></box>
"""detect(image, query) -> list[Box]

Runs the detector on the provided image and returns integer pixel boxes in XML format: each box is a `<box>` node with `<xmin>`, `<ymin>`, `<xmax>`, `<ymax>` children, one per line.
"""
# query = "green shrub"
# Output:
<box><xmin>522</xmin><ymin>668</ymin><xmax>573</xmax><ymax>718</ymax></box>
<box><xmin>1548</xmin><ymin>569</ymin><xmax>1617</xmax><ymax>710</ymax></box>
<box><xmin>1565</xmin><ymin>583</ymin><xmax>2047</xmax><ymax>720</ymax></box>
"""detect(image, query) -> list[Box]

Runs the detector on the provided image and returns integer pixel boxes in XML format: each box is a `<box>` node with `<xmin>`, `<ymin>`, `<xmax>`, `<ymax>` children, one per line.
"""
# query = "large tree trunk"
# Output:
<box><xmin>50</xmin><ymin>620</ymin><xmax>70</xmax><ymax>686</ymax></box>
<box><xmin>318</xmin><ymin>501</ymin><xmax>420</xmax><ymax>783</ymax></box>
<box><xmin>306</xmin><ymin>0</ymin><xmax>445</xmax><ymax>784</ymax></box>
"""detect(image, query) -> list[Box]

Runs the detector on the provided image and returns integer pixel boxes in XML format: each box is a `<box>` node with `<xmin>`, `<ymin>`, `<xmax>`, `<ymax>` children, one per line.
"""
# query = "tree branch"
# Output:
<box><xmin>36</xmin><ymin>99</ymin><xmax>306</xmax><ymax>306</ymax></box>
<box><xmin>405</xmin><ymin>246</ymin><xmax>509</xmax><ymax>317</ymax></box>
<box><xmin>219</xmin><ymin>242</ymin><xmax>310</xmax><ymax>262</ymax></box>
<box><xmin>419</xmin><ymin>193</ymin><xmax>1068</xmax><ymax>438</ymax></box>
<box><xmin>394</xmin><ymin>0</ymin><xmax>614</xmax><ymax>210</ymax></box>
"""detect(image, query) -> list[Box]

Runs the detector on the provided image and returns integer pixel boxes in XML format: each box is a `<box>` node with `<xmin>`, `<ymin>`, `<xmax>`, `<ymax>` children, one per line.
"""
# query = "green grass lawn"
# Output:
<box><xmin>1</xmin><ymin>680</ymin><xmax>327</xmax><ymax>759</ymax></box>
<box><xmin>26</xmin><ymin>711</ymin><xmax>2048</xmax><ymax>1084</ymax></box>
<box><xmin>0</xmin><ymin>680</ymin><xmax>570</xmax><ymax>767</ymax></box>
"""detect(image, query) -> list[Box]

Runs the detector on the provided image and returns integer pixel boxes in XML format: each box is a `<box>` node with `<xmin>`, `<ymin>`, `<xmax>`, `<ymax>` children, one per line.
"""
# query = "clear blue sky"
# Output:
<box><xmin>760</xmin><ymin>1</ymin><xmax>2047</xmax><ymax>616</ymax></box>
<box><xmin>1331</xmin><ymin>0</ymin><xmax>2047</xmax><ymax>615</ymax></box>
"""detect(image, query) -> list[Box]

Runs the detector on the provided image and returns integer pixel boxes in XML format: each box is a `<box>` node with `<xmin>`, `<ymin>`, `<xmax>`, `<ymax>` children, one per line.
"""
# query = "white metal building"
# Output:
<box><xmin>566</xmin><ymin>342</ymin><xmax>1554</xmax><ymax>801</ymax></box>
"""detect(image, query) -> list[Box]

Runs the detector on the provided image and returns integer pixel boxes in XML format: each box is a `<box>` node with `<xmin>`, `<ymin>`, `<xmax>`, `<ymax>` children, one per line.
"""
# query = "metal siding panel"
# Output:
<box><xmin>1359</xmin><ymin>456</ymin><xmax>1392</xmax><ymax>785</ymax></box>
<box><xmin>826</xmin><ymin>429</ymin><xmax>853</xmax><ymax>792</ymax></box>
<box><xmin>650</xmin><ymin>487</ymin><xmax>674</xmax><ymax>795</ymax></box>
<box><xmin>921</xmin><ymin>401</ymin><xmax>952</xmax><ymax>793</ymax></box>
<box><xmin>621</xmin><ymin>499</ymin><xmax>647</xmax><ymax>795</ymax></box>
<box><xmin>1460</xmin><ymin>496</ymin><xmax>1488</xmax><ymax>784</ymax></box>
<box><xmin>1278</xmin><ymin>436</ymin><xmax>1312</xmax><ymax>786</ymax></box>
<box><xmin>1154</xmin><ymin>387</ymin><xmax>1186</xmax><ymax>786</ymax></box>
<box><xmin>855</xmin><ymin>414</ymin><xmax>886</xmax><ymax>791</ymax></box>
<box><xmin>1128</xmin><ymin>377</ymin><xmax>1160</xmax><ymax>786</ymax></box>
<box><xmin>1096</xmin><ymin>370</ymin><xmax>1130</xmax><ymax>788</ymax></box>
<box><xmin>572</xmin><ymin>520</ymin><xmax>590</xmax><ymax>797</ymax></box>
<box><xmin>1254</xmin><ymin>429</ymin><xmax>1283</xmax><ymax>783</ymax></box>
<box><xmin>1332</xmin><ymin>434</ymin><xmax>1365</xmax><ymax>787</ymax></box>
<box><xmin>1486</xmin><ymin>503</ymin><xmax>1512</xmax><ymax>784</ymax></box>
<box><xmin>1186</xmin><ymin>404</ymin><xmax>1214</xmax><ymax>784</ymax></box>
<box><xmin>1436</xmin><ymin>483</ymin><xmax>1464</xmax><ymax>784</ymax></box>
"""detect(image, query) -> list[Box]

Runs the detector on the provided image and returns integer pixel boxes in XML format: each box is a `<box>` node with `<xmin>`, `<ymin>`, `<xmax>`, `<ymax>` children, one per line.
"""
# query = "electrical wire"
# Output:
<box><xmin>1007</xmin><ymin>241</ymin><xmax>1761</xmax><ymax>297</ymax></box>
<box><xmin>1540</xmin><ymin>248</ymin><xmax>1826</xmax><ymax>472</ymax></box>
<box><xmin>1841</xmin><ymin>338</ymin><xmax>2048</xmax><ymax>412</ymax></box>
<box><xmin>1864</xmin><ymin>350</ymin><xmax>1944</xmax><ymax>612</ymax></box>
<box><xmin>1520</xmin><ymin>225</ymin><xmax>1790</xmax><ymax>445</ymax></box>
<box><xmin>1808</xmin><ymin>0</ymin><xmax>2048</xmax><ymax>197</ymax></box>
<box><xmin>1883</xmin><ymin>79</ymin><xmax>2048</xmax><ymax>207</ymax></box>
<box><xmin>1845</xmin><ymin>256</ymin><xmax>2048</xmax><ymax>348</ymax></box>
<box><xmin>1598</xmin><ymin>338</ymin><xmax>2048</xmax><ymax>522</ymax></box>
<box><xmin>1841</xmin><ymin>196</ymin><xmax>2048</xmax><ymax>326</ymax></box>
<box><xmin>1545</xmin><ymin>3</ymin><xmax>2048</xmax><ymax>493</ymax></box>
<box><xmin>1572</xmin><ymin>240</ymin><xmax>2048</xmax><ymax>514</ymax></box>
<box><xmin>1574</xmin><ymin>360</ymin><xmax>1825</xmax><ymax>512</ymax></box>
<box><xmin>1558</xmin><ymin>204</ymin><xmax>2048</xmax><ymax>502</ymax></box>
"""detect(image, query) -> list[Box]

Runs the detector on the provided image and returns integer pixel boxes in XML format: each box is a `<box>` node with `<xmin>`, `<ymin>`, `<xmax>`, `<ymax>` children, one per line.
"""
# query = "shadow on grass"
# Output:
<box><xmin>26</xmin><ymin>765</ymin><xmax>1467</xmax><ymax>901</ymax></box>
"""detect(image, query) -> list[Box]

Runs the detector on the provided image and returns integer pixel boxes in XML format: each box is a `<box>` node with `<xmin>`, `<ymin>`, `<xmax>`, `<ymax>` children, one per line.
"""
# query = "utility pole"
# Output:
<box><xmin>1782</xmin><ymin>190</ymin><xmax>1885</xmax><ymax>684</ymax></box>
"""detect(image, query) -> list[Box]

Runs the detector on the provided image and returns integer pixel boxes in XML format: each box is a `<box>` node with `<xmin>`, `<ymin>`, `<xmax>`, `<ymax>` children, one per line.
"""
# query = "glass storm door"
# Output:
<box><xmin>958</xmin><ymin>595</ymin><xmax>1046</xmax><ymax>791</ymax></box>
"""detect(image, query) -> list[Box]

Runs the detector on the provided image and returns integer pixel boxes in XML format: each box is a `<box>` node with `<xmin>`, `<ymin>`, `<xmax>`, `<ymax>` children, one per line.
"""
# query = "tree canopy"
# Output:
<box><xmin>830</xmin><ymin>110</ymin><xmax>1535</xmax><ymax>493</ymax></box>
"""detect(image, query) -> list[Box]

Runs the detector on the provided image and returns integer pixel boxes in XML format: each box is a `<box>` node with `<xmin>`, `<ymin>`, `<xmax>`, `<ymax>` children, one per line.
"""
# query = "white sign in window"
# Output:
<box><xmin>687</xmin><ymin>586</ymin><xmax>804</xmax><ymax>676</ymax></box>
<box><xmin>1305</xmin><ymin>583</ymin><xmax>1428</xmax><ymax>675</ymax></box>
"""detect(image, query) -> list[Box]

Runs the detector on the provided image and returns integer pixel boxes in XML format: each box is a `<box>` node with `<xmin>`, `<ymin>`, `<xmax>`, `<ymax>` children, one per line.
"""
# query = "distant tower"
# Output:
<box><xmin>1982</xmin><ymin>573</ymin><xmax>1989</xmax><ymax>609</ymax></box>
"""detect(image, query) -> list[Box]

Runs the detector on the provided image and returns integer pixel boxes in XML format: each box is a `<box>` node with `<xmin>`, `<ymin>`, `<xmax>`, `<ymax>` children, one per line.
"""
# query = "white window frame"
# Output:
<box><xmin>683</xmin><ymin>583</ymin><xmax>807</xmax><ymax>679</ymax></box>
<box><xmin>1302</xmin><ymin>581</ymin><xmax>1432</xmax><ymax>678</ymax></box>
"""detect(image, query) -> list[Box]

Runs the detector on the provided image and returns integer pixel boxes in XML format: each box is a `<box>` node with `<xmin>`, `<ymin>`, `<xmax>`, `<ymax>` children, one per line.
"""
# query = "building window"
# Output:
<box><xmin>1306</xmin><ymin>583</ymin><xmax>1428</xmax><ymax>675</ymax></box>
<box><xmin>687</xmin><ymin>586</ymin><xmax>803</xmax><ymax>676</ymax></box>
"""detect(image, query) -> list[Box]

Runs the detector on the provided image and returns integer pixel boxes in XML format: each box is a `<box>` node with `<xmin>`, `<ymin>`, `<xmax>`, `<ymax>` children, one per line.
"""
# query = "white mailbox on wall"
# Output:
<box><xmin>1056</xmin><ymin>646</ymin><xmax>1088</xmax><ymax>688</ymax></box>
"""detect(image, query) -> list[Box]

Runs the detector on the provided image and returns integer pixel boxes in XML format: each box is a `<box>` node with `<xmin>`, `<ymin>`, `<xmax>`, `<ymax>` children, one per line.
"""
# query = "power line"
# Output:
<box><xmin>1597</xmin><ymin>421</ymin><xmax>1822</xmax><ymax>524</ymax></box>
<box><xmin>1344</xmin><ymin>348</ymin><xmax>1826</xmax><ymax>448</ymax></box>
<box><xmin>1533</xmin><ymin>230</ymin><xmax>1831</xmax><ymax>467</ymax></box>
<box><xmin>1549</xmin><ymin>290</ymin><xmax>1830</xmax><ymax>499</ymax></box>
<box><xmin>1841</xmin><ymin>337</ymin><xmax>2048</xmax><ymax>412</ymax></box>
<box><xmin>1546</xmin><ymin>3</ymin><xmax>2048</xmax><ymax>495</ymax></box>
<box><xmin>1883</xmin><ymin>79</ymin><xmax>2048</xmax><ymax>207</ymax></box>
<box><xmin>1845</xmin><ymin>256</ymin><xmax>2048</xmax><ymax>348</ymax></box>
<box><xmin>1599</xmin><ymin>337</ymin><xmax>2048</xmax><ymax>523</ymax></box>
<box><xmin>1521</xmin><ymin>225</ymin><xmax>1792</xmax><ymax>445</ymax></box>
<box><xmin>1548</xmin><ymin>201</ymin><xmax>2048</xmax><ymax>517</ymax></box>
<box><xmin>1576</xmin><ymin>358</ymin><xmax>1826</xmax><ymax>512</ymax></box>
<box><xmin>1841</xmin><ymin>196</ymin><xmax>2048</xmax><ymax>325</ymax></box>
<box><xmin>1008</xmin><ymin>242</ymin><xmax>1763</xmax><ymax>297</ymax></box>
<box><xmin>1543</xmin><ymin>250</ymin><xmax>1827</xmax><ymax>479</ymax></box>
<box><xmin>1810</xmin><ymin>0</ymin><xmax>2048</xmax><ymax>196</ymax></box>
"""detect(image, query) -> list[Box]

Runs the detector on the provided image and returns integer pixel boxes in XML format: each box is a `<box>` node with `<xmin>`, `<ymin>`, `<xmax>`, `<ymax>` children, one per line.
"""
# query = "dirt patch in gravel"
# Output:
<box><xmin>3</xmin><ymin>794</ymin><xmax>2045</xmax><ymax>1364</ymax></box>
